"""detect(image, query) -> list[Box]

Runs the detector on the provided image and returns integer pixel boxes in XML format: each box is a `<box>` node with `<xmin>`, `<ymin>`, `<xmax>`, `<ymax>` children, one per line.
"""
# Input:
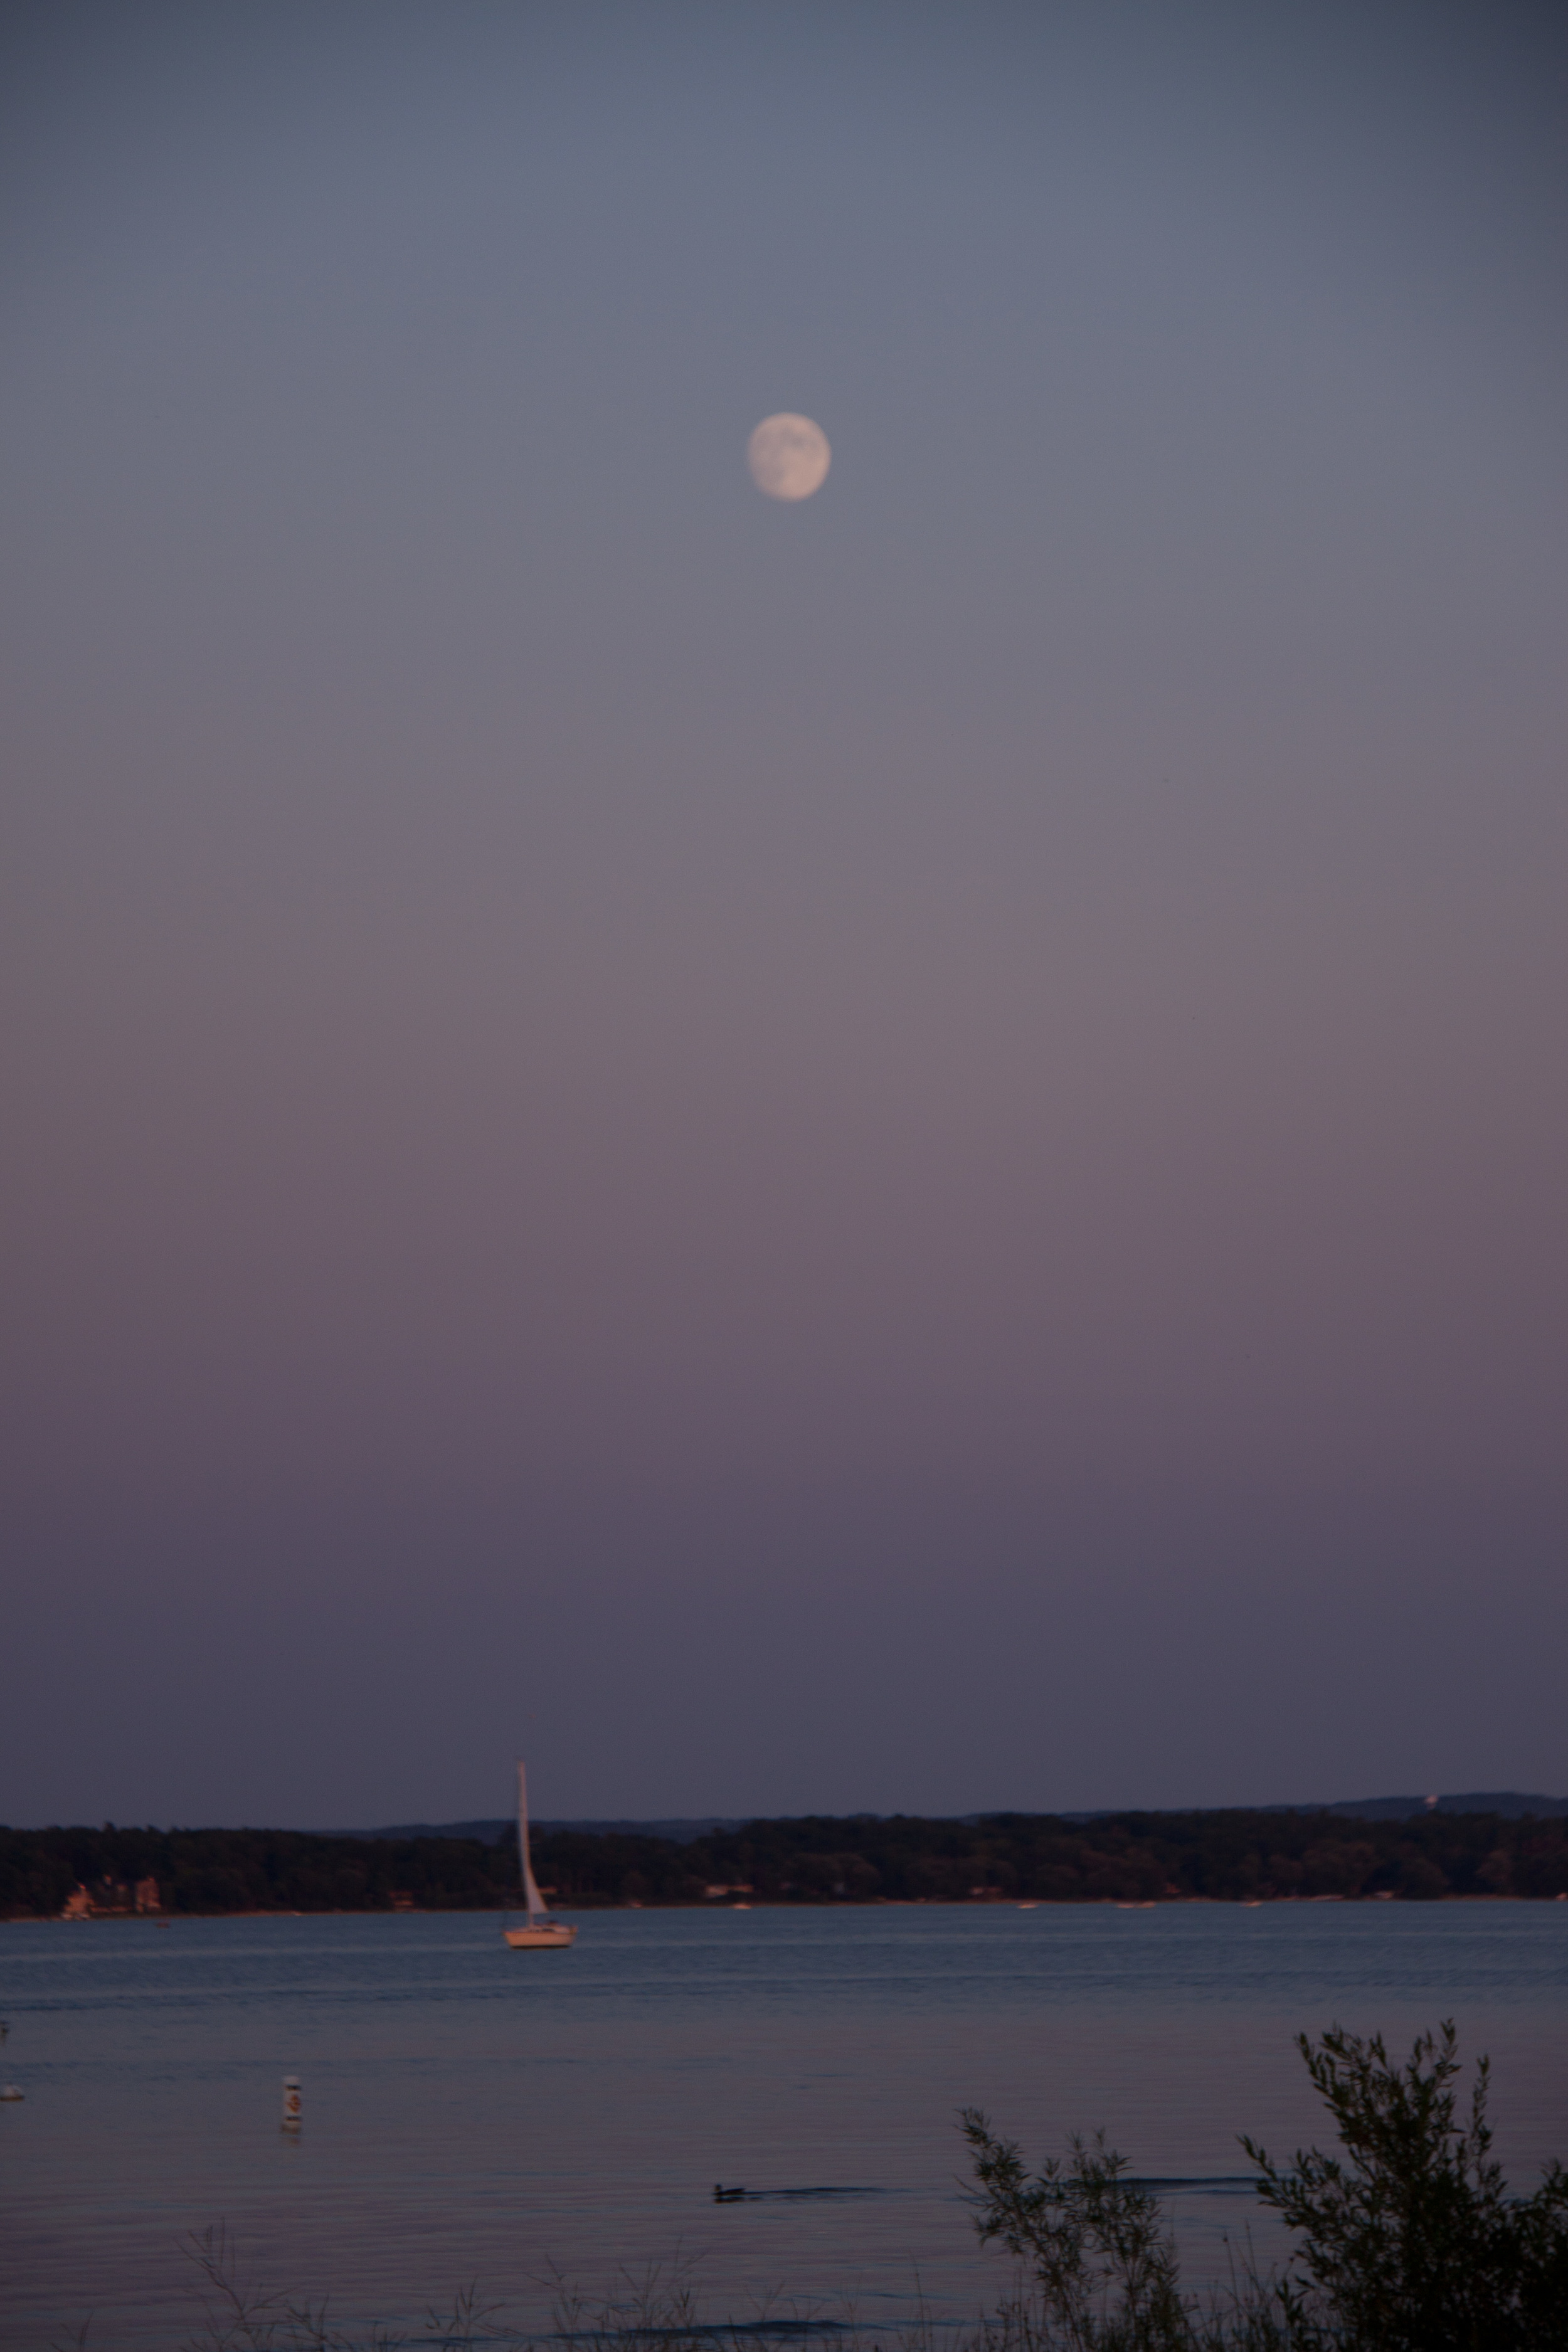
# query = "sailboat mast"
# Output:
<box><xmin>517</xmin><ymin>1758</ymin><xmax>546</xmax><ymax>1919</ymax></box>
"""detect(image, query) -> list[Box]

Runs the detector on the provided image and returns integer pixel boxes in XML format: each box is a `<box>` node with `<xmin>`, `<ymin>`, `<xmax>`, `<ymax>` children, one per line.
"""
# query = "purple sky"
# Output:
<box><xmin>3</xmin><ymin>1</ymin><xmax>1565</xmax><ymax>1828</ymax></box>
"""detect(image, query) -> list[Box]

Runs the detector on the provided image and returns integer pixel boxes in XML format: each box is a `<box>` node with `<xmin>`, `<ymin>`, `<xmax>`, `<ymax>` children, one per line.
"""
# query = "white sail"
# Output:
<box><xmin>504</xmin><ymin>1758</ymin><xmax>576</xmax><ymax>1947</ymax></box>
<box><xmin>517</xmin><ymin>1759</ymin><xmax>549</xmax><ymax>1919</ymax></box>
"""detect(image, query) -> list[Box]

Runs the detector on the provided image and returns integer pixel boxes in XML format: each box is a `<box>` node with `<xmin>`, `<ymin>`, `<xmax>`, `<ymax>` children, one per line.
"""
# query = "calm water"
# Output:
<box><xmin>2</xmin><ymin>1903</ymin><xmax>1565</xmax><ymax>2348</ymax></box>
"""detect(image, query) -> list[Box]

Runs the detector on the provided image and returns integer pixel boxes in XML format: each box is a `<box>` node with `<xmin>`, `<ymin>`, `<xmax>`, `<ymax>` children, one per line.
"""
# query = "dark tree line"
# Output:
<box><xmin>0</xmin><ymin>1825</ymin><xmax>517</xmax><ymax>1919</ymax></box>
<box><xmin>4</xmin><ymin>1806</ymin><xmax>1567</xmax><ymax>1917</ymax></box>
<box><xmin>534</xmin><ymin>1807</ymin><xmax>1568</xmax><ymax>1907</ymax></box>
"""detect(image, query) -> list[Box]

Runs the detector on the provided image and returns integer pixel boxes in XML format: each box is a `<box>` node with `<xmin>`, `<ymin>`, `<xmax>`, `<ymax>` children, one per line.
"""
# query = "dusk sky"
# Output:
<box><xmin>4</xmin><ymin>1</ymin><xmax>1565</xmax><ymax>1830</ymax></box>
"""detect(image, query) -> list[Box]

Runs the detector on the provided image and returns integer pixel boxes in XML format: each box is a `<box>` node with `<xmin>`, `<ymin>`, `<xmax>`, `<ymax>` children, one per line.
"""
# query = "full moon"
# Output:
<box><xmin>748</xmin><ymin>413</ymin><xmax>831</xmax><ymax>501</ymax></box>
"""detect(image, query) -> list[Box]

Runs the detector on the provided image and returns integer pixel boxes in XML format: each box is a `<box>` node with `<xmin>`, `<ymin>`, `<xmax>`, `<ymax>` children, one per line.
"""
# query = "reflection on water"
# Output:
<box><xmin>2</xmin><ymin>1904</ymin><xmax>1564</xmax><ymax>2348</ymax></box>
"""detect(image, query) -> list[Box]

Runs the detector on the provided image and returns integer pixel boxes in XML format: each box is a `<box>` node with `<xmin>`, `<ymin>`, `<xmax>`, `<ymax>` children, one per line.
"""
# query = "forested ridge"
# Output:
<box><xmin>5</xmin><ymin>1806</ymin><xmax>1568</xmax><ymax>1917</ymax></box>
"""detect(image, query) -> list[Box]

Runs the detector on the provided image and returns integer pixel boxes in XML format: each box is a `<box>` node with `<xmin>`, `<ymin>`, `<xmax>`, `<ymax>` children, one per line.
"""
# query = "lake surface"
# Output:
<box><xmin>3</xmin><ymin>1902</ymin><xmax>1565</xmax><ymax>2349</ymax></box>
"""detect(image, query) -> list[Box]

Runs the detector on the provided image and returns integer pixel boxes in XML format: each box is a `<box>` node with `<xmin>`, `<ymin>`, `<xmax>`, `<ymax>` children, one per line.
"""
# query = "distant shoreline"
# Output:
<box><xmin>6</xmin><ymin>1890</ymin><xmax>1565</xmax><ymax>1924</ymax></box>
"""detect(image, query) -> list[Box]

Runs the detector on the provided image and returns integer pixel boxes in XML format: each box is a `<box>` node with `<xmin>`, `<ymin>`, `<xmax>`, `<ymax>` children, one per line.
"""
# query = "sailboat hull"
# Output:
<box><xmin>504</xmin><ymin>1922</ymin><xmax>578</xmax><ymax>1949</ymax></box>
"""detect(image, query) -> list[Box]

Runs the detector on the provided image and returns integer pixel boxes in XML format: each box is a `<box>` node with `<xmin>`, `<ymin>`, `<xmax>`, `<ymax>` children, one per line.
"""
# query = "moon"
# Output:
<box><xmin>748</xmin><ymin>413</ymin><xmax>831</xmax><ymax>501</ymax></box>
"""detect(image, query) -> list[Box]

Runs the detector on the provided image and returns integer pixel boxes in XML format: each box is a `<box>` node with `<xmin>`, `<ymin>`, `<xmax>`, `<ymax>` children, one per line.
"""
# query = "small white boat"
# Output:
<box><xmin>504</xmin><ymin>1761</ymin><xmax>576</xmax><ymax>1951</ymax></box>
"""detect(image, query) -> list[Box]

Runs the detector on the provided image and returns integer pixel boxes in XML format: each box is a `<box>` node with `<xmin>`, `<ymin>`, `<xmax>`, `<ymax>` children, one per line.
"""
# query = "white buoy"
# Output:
<box><xmin>281</xmin><ymin>2076</ymin><xmax>302</xmax><ymax>2131</ymax></box>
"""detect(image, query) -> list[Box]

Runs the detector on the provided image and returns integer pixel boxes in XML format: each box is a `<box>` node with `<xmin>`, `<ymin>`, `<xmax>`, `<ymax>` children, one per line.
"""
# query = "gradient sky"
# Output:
<box><xmin>3</xmin><ymin>1</ymin><xmax>1565</xmax><ymax>1829</ymax></box>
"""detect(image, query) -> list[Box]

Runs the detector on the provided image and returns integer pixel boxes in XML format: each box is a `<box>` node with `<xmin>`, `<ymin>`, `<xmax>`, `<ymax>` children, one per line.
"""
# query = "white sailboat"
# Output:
<box><xmin>504</xmin><ymin>1761</ymin><xmax>577</xmax><ymax>1949</ymax></box>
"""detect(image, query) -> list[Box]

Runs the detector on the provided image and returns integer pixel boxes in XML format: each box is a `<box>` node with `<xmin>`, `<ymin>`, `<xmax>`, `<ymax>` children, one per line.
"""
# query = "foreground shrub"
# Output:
<box><xmin>961</xmin><ymin>2115</ymin><xmax>1289</xmax><ymax>2350</ymax></box>
<box><xmin>964</xmin><ymin>2021</ymin><xmax>1568</xmax><ymax>2351</ymax></box>
<box><xmin>1246</xmin><ymin>2023</ymin><xmax>1568</xmax><ymax>2351</ymax></box>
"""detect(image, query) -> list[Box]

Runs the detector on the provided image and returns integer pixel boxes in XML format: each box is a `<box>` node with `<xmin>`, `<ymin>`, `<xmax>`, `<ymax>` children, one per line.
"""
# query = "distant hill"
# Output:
<box><xmin>349</xmin><ymin>1816</ymin><xmax>750</xmax><ymax>1845</ymax></box>
<box><xmin>1315</xmin><ymin>1792</ymin><xmax>1568</xmax><ymax>1822</ymax></box>
<box><xmin>345</xmin><ymin>1795</ymin><xmax>1568</xmax><ymax>1840</ymax></box>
